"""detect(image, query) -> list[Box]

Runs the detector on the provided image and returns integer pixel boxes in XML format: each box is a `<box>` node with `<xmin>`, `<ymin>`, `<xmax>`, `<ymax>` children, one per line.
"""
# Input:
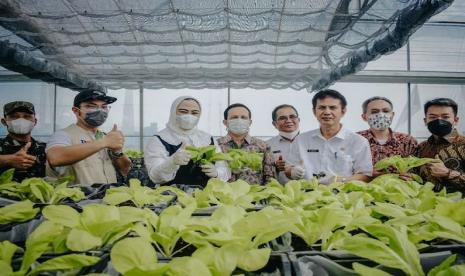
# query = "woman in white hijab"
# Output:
<box><xmin>145</xmin><ymin>96</ymin><xmax>230</xmax><ymax>186</ymax></box>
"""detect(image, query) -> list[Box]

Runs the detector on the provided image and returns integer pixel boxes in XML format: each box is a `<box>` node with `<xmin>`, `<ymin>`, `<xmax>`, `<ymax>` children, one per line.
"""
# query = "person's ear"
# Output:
<box><xmin>341</xmin><ymin>107</ymin><xmax>347</xmax><ymax>116</ymax></box>
<box><xmin>423</xmin><ymin>117</ymin><xmax>427</xmax><ymax>125</ymax></box>
<box><xmin>33</xmin><ymin>117</ymin><xmax>38</xmax><ymax>126</ymax></box>
<box><xmin>454</xmin><ymin>116</ymin><xmax>459</xmax><ymax>125</ymax></box>
<box><xmin>71</xmin><ymin>106</ymin><xmax>80</xmax><ymax>115</ymax></box>
<box><xmin>272</xmin><ymin>121</ymin><xmax>278</xmax><ymax>129</ymax></box>
<box><xmin>1</xmin><ymin>118</ymin><xmax>6</xmax><ymax>127</ymax></box>
<box><xmin>361</xmin><ymin>114</ymin><xmax>367</xmax><ymax>121</ymax></box>
<box><xmin>223</xmin><ymin>119</ymin><xmax>228</xmax><ymax>128</ymax></box>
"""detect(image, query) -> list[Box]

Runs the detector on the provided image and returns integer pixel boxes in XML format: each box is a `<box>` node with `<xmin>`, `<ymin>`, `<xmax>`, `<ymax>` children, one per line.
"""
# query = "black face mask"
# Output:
<box><xmin>83</xmin><ymin>109</ymin><xmax>108</xmax><ymax>127</ymax></box>
<box><xmin>427</xmin><ymin>119</ymin><xmax>453</xmax><ymax>137</ymax></box>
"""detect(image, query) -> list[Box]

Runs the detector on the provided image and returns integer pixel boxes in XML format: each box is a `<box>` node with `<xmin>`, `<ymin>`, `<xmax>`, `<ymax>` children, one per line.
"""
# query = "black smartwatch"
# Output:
<box><xmin>109</xmin><ymin>150</ymin><xmax>124</xmax><ymax>159</ymax></box>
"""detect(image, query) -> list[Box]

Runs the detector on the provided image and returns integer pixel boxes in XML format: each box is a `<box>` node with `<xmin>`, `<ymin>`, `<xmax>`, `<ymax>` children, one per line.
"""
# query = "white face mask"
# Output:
<box><xmin>176</xmin><ymin>114</ymin><xmax>199</xmax><ymax>130</ymax></box>
<box><xmin>228</xmin><ymin>118</ymin><xmax>250</xmax><ymax>135</ymax></box>
<box><xmin>279</xmin><ymin>129</ymin><xmax>299</xmax><ymax>140</ymax></box>
<box><xmin>368</xmin><ymin>112</ymin><xmax>392</xmax><ymax>130</ymax></box>
<box><xmin>6</xmin><ymin>118</ymin><xmax>35</xmax><ymax>134</ymax></box>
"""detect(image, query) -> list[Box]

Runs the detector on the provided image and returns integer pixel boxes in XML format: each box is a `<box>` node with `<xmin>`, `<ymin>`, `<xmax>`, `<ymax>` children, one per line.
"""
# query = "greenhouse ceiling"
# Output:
<box><xmin>0</xmin><ymin>0</ymin><xmax>457</xmax><ymax>92</ymax></box>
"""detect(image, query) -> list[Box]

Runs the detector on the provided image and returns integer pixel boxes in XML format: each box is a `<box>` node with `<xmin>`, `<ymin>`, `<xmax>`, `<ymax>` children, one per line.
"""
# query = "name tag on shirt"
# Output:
<box><xmin>272</xmin><ymin>150</ymin><xmax>281</xmax><ymax>154</ymax></box>
<box><xmin>307</xmin><ymin>149</ymin><xmax>319</xmax><ymax>153</ymax></box>
<box><xmin>80</xmin><ymin>139</ymin><xmax>91</xmax><ymax>144</ymax></box>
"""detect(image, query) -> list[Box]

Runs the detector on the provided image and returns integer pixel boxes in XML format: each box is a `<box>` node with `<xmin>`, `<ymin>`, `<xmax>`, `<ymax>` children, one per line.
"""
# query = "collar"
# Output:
<box><xmin>75</xmin><ymin>123</ymin><xmax>99</xmax><ymax>135</ymax></box>
<box><xmin>279</xmin><ymin>136</ymin><xmax>294</xmax><ymax>142</ymax></box>
<box><xmin>224</xmin><ymin>134</ymin><xmax>252</xmax><ymax>145</ymax></box>
<box><xmin>427</xmin><ymin>128</ymin><xmax>460</xmax><ymax>145</ymax></box>
<box><xmin>313</xmin><ymin>125</ymin><xmax>347</xmax><ymax>141</ymax></box>
<box><xmin>279</xmin><ymin>132</ymin><xmax>299</xmax><ymax>142</ymax></box>
<box><xmin>5</xmin><ymin>134</ymin><xmax>34</xmax><ymax>146</ymax></box>
<box><xmin>366</xmin><ymin>128</ymin><xmax>396</xmax><ymax>144</ymax></box>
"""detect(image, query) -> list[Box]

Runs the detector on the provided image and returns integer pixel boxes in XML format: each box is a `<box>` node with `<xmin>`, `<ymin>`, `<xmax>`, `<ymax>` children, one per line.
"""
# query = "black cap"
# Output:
<box><xmin>73</xmin><ymin>90</ymin><xmax>117</xmax><ymax>107</ymax></box>
<box><xmin>4</xmin><ymin>101</ymin><xmax>35</xmax><ymax>116</ymax></box>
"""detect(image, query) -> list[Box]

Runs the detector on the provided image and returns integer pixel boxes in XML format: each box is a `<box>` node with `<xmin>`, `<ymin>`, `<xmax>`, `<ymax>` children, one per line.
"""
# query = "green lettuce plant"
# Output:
<box><xmin>0</xmin><ymin>177</ymin><xmax>84</xmax><ymax>204</ymax></box>
<box><xmin>0</xmin><ymin>233</ymin><xmax>99</xmax><ymax>276</ymax></box>
<box><xmin>338</xmin><ymin>224</ymin><xmax>424</xmax><ymax>276</ymax></box>
<box><xmin>0</xmin><ymin>200</ymin><xmax>39</xmax><ymax>225</ymax></box>
<box><xmin>185</xmin><ymin>145</ymin><xmax>232</xmax><ymax>165</ymax></box>
<box><xmin>103</xmin><ymin>179</ymin><xmax>174</xmax><ymax>208</ymax></box>
<box><xmin>226</xmin><ymin>149</ymin><xmax>263</xmax><ymax>172</ymax></box>
<box><xmin>41</xmin><ymin>204</ymin><xmax>156</xmax><ymax>252</ymax></box>
<box><xmin>374</xmin><ymin>155</ymin><xmax>435</xmax><ymax>174</ymax></box>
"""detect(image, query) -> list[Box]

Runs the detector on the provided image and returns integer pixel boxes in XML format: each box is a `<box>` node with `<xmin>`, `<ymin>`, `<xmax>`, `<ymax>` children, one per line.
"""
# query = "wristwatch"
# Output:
<box><xmin>447</xmin><ymin>169</ymin><xmax>460</xmax><ymax>179</ymax></box>
<box><xmin>109</xmin><ymin>150</ymin><xmax>124</xmax><ymax>159</ymax></box>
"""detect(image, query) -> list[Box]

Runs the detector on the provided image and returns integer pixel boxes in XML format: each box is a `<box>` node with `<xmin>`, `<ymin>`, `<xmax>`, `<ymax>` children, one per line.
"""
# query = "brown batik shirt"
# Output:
<box><xmin>358</xmin><ymin>128</ymin><xmax>418</xmax><ymax>166</ymax></box>
<box><xmin>415</xmin><ymin>129</ymin><xmax>465</xmax><ymax>193</ymax></box>
<box><xmin>217</xmin><ymin>134</ymin><xmax>276</xmax><ymax>185</ymax></box>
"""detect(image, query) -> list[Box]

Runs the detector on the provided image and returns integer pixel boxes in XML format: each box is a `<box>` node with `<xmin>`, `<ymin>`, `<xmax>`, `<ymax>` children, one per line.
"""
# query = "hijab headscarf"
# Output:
<box><xmin>165</xmin><ymin>96</ymin><xmax>202</xmax><ymax>142</ymax></box>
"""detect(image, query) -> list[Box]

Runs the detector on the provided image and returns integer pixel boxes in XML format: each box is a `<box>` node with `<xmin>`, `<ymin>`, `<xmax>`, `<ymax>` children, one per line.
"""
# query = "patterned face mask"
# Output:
<box><xmin>367</xmin><ymin>112</ymin><xmax>392</xmax><ymax>130</ymax></box>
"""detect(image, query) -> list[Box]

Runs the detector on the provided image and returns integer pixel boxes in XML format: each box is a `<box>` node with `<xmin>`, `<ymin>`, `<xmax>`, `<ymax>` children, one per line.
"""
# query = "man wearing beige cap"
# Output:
<box><xmin>46</xmin><ymin>90</ymin><xmax>131</xmax><ymax>185</ymax></box>
<box><xmin>0</xmin><ymin>101</ymin><xmax>46</xmax><ymax>181</ymax></box>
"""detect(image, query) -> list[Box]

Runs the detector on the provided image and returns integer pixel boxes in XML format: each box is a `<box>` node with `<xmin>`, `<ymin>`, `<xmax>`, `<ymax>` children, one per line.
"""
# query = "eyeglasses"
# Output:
<box><xmin>277</xmin><ymin>114</ymin><xmax>299</xmax><ymax>121</ymax></box>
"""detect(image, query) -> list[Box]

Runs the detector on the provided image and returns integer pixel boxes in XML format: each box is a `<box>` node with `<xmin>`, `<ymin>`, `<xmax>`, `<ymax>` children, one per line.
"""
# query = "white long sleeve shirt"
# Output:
<box><xmin>287</xmin><ymin>127</ymin><xmax>373</xmax><ymax>184</ymax></box>
<box><xmin>266</xmin><ymin>135</ymin><xmax>297</xmax><ymax>184</ymax></box>
<box><xmin>144</xmin><ymin>128</ymin><xmax>230</xmax><ymax>184</ymax></box>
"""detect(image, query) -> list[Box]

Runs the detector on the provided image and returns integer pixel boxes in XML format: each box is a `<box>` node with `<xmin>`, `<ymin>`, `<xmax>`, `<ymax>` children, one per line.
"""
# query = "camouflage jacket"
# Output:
<box><xmin>0</xmin><ymin>135</ymin><xmax>46</xmax><ymax>182</ymax></box>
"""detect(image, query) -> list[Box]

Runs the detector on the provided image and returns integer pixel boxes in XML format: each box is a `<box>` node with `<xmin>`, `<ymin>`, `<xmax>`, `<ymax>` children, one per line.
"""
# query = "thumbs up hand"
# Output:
<box><xmin>103</xmin><ymin>124</ymin><xmax>124</xmax><ymax>151</ymax></box>
<box><xmin>275</xmin><ymin>155</ymin><xmax>286</xmax><ymax>171</ymax></box>
<box><xmin>10</xmin><ymin>142</ymin><xmax>36</xmax><ymax>169</ymax></box>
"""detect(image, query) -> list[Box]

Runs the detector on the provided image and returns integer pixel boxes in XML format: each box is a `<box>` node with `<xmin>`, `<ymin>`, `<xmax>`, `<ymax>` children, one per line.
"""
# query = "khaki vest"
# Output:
<box><xmin>49</xmin><ymin>124</ymin><xmax>117</xmax><ymax>185</ymax></box>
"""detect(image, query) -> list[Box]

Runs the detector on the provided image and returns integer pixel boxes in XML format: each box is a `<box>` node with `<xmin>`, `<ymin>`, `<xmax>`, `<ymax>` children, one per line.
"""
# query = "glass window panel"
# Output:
<box><xmin>428</xmin><ymin>1</ymin><xmax>465</xmax><ymax>23</ymax></box>
<box><xmin>143</xmin><ymin>89</ymin><xmax>228</xmax><ymax>146</ymax></box>
<box><xmin>0</xmin><ymin>82</ymin><xmax>54</xmax><ymax>138</ymax></box>
<box><xmin>410</xmin><ymin>84</ymin><xmax>465</xmax><ymax>140</ymax></box>
<box><xmin>363</xmin><ymin>44</ymin><xmax>407</xmax><ymax>71</ymax></box>
<box><xmin>123</xmin><ymin>137</ymin><xmax>141</xmax><ymax>152</ymax></box>
<box><xmin>55</xmin><ymin>87</ymin><xmax>77</xmax><ymax>130</ymax></box>
<box><xmin>410</xmin><ymin>24</ymin><xmax>465</xmax><ymax>72</ymax></box>
<box><xmin>105</xmin><ymin>89</ymin><xmax>140</xmax><ymax>136</ymax></box>
<box><xmin>329</xmin><ymin>83</ymin><xmax>409</xmax><ymax>134</ymax></box>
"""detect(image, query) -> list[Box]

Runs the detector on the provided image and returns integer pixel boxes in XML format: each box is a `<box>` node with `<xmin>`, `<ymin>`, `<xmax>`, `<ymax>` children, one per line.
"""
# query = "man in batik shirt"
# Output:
<box><xmin>416</xmin><ymin>98</ymin><xmax>465</xmax><ymax>193</ymax></box>
<box><xmin>217</xmin><ymin>103</ymin><xmax>276</xmax><ymax>185</ymax></box>
<box><xmin>358</xmin><ymin>96</ymin><xmax>417</xmax><ymax>176</ymax></box>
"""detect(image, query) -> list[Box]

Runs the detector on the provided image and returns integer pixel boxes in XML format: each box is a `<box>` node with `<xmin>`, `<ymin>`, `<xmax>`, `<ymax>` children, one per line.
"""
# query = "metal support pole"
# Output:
<box><xmin>139</xmin><ymin>83</ymin><xmax>144</xmax><ymax>152</ymax></box>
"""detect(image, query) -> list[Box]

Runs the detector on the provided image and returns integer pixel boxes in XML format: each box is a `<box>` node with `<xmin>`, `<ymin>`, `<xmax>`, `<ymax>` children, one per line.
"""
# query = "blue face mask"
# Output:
<box><xmin>83</xmin><ymin>109</ymin><xmax>108</xmax><ymax>127</ymax></box>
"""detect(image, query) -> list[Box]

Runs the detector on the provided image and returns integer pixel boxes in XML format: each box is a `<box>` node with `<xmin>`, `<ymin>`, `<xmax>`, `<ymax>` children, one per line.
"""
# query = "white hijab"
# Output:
<box><xmin>165</xmin><ymin>95</ymin><xmax>202</xmax><ymax>138</ymax></box>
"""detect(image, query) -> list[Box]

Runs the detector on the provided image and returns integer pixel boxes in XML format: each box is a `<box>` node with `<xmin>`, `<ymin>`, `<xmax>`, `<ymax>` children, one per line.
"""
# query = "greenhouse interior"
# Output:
<box><xmin>1</xmin><ymin>0</ymin><xmax>465</xmax><ymax>275</ymax></box>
